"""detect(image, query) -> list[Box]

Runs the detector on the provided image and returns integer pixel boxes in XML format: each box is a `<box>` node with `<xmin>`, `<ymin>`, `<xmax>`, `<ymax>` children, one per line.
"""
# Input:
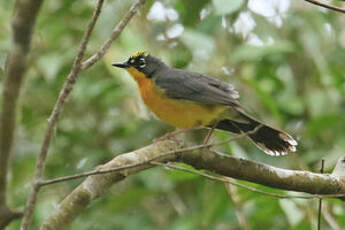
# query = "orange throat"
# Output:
<box><xmin>126</xmin><ymin>67</ymin><xmax>226</xmax><ymax>128</ymax></box>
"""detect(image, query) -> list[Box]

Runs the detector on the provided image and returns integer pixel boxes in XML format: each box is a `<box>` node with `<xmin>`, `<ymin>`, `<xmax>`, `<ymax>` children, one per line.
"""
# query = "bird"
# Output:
<box><xmin>112</xmin><ymin>51</ymin><xmax>297</xmax><ymax>156</ymax></box>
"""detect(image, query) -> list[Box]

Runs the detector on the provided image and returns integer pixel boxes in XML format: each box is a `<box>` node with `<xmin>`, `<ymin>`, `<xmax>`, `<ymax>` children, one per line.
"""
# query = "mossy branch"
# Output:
<box><xmin>0</xmin><ymin>0</ymin><xmax>44</xmax><ymax>228</ymax></box>
<box><xmin>39</xmin><ymin>136</ymin><xmax>345</xmax><ymax>230</ymax></box>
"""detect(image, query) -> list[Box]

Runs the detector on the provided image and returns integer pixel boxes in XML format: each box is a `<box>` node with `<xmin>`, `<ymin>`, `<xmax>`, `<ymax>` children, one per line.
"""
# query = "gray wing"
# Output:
<box><xmin>154</xmin><ymin>68</ymin><xmax>240</xmax><ymax>106</ymax></box>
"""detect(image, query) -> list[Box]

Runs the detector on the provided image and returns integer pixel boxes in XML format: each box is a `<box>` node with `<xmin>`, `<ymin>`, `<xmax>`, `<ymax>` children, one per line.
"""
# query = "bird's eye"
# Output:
<box><xmin>129</xmin><ymin>59</ymin><xmax>135</xmax><ymax>64</ymax></box>
<box><xmin>139</xmin><ymin>58</ymin><xmax>146</xmax><ymax>68</ymax></box>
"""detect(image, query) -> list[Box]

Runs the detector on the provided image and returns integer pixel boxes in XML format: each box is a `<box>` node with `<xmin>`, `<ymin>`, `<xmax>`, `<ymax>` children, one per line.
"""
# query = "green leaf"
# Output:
<box><xmin>212</xmin><ymin>0</ymin><xmax>244</xmax><ymax>15</ymax></box>
<box><xmin>180</xmin><ymin>29</ymin><xmax>215</xmax><ymax>59</ymax></box>
<box><xmin>231</xmin><ymin>41</ymin><xmax>295</xmax><ymax>62</ymax></box>
<box><xmin>279</xmin><ymin>199</ymin><xmax>304</xmax><ymax>227</ymax></box>
<box><xmin>166</xmin><ymin>163</ymin><xmax>200</xmax><ymax>181</ymax></box>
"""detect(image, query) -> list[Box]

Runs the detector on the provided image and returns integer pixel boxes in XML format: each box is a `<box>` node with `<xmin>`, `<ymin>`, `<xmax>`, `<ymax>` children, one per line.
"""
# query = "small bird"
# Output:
<box><xmin>112</xmin><ymin>51</ymin><xmax>297</xmax><ymax>156</ymax></box>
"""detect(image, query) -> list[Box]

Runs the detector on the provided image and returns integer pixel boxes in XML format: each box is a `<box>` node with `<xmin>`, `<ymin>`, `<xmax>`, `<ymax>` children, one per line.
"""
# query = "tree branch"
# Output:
<box><xmin>322</xmin><ymin>203</ymin><xmax>341</xmax><ymax>230</ymax></box>
<box><xmin>0</xmin><ymin>0</ymin><xmax>44</xmax><ymax>228</ymax></box>
<box><xmin>80</xmin><ymin>0</ymin><xmax>146</xmax><ymax>71</ymax></box>
<box><xmin>21</xmin><ymin>1</ymin><xmax>104</xmax><ymax>229</ymax></box>
<box><xmin>39</xmin><ymin>136</ymin><xmax>345</xmax><ymax>230</ymax></box>
<box><xmin>151</xmin><ymin>161</ymin><xmax>344</xmax><ymax>199</ymax></box>
<box><xmin>182</xmin><ymin>150</ymin><xmax>345</xmax><ymax>195</ymax></box>
<box><xmin>224</xmin><ymin>178</ymin><xmax>250</xmax><ymax>230</ymax></box>
<box><xmin>304</xmin><ymin>0</ymin><xmax>345</xmax><ymax>14</ymax></box>
<box><xmin>39</xmin><ymin>139</ymin><xmax>184</xmax><ymax>230</ymax></box>
<box><xmin>0</xmin><ymin>205</ymin><xmax>23</xmax><ymax>229</ymax></box>
<box><xmin>37</xmin><ymin>133</ymin><xmax>252</xmax><ymax>186</ymax></box>
<box><xmin>21</xmin><ymin>1</ymin><xmax>146</xmax><ymax>227</ymax></box>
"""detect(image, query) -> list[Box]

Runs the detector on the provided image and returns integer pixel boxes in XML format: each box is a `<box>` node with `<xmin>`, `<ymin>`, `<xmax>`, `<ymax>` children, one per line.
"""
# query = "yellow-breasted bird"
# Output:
<box><xmin>112</xmin><ymin>51</ymin><xmax>297</xmax><ymax>156</ymax></box>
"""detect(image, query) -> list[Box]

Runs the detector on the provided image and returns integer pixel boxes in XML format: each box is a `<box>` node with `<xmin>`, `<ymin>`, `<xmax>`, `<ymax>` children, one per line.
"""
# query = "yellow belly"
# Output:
<box><xmin>126</xmin><ymin>68</ymin><xmax>227</xmax><ymax>128</ymax></box>
<box><xmin>145</xmin><ymin>95</ymin><xmax>226</xmax><ymax>128</ymax></box>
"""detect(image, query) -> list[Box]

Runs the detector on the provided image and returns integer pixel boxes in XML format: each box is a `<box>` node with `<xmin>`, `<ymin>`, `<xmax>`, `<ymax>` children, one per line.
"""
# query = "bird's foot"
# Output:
<box><xmin>202</xmin><ymin>122</ymin><xmax>218</xmax><ymax>147</ymax></box>
<box><xmin>153</xmin><ymin>127</ymin><xmax>197</xmax><ymax>143</ymax></box>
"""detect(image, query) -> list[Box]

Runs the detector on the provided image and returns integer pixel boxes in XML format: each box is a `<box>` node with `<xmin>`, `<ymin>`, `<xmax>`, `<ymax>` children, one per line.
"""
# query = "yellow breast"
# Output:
<box><xmin>126</xmin><ymin>67</ymin><xmax>226</xmax><ymax>128</ymax></box>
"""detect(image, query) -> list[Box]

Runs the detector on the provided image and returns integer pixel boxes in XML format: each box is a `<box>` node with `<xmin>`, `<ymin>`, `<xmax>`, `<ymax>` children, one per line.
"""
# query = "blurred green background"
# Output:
<box><xmin>1</xmin><ymin>0</ymin><xmax>345</xmax><ymax>229</ymax></box>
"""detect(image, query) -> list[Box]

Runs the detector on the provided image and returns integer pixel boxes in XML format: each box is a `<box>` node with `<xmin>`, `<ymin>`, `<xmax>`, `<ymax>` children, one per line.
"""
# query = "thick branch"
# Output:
<box><xmin>39</xmin><ymin>139</ymin><xmax>184</xmax><ymax>230</ymax></box>
<box><xmin>182</xmin><ymin>150</ymin><xmax>345</xmax><ymax>195</ymax></box>
<box><xmin>40</xmin><ymin>137</ymin><xmax>345</xmax><ymax>230</ymax></box>
<box><xmin>0</xmin><ymin>0</ymin><xmax>44</xmax><ymax>228</ymax></box>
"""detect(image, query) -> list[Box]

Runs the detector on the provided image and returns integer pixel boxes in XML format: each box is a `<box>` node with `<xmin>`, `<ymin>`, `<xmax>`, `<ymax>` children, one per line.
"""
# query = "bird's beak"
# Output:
<box><xmin>112</xmin><ymin>61</ymin><xmax>129</xmax><ymax>68</ymax></box>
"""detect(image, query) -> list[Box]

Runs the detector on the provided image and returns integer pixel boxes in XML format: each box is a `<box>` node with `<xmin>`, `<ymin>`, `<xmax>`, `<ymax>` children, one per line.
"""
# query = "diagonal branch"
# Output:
<box><xmin>21</xmin><ymin>1</ymin><xmax>105</xmax><ymax>229</ymax></box>
<box><xmin>150</xmin><ymin>161</ymin><xmax>344</xmax><ymax>199</ymax></box>
<box><xmin>39</xmin><ymin>139</ymin><xmax>184</xmax><ymax>230</ymax></box>
<box><xmin>22</xmin><ymin>1</ymin><xmax>147</xmax><ymax>228</ymax></box>
<box><xmin>0</xmin><ymin>0</ymin><xmax>45</xmax><ymax>228</ymax></box>
<box><xmin>304</xmin><ymin>0</ymin><xmax>345</xmax><ymax>14</ymax></box>
<box><xmin>81</xmin><ymin>0</ymin><xmax>146</xmax><ymax>71</ymax></box>
<box><xmin>0</xmin><ymin>205</ymin><xmax>23</xmax><ymax>229</ymax></box>
<box><xmin>182</xmin><ymin>150</ymin><xmax>345</xmax><ymax>195</ymax></box>
<box><xmin>37</xmin><ymin>133</ymin><xmax>255</xmax><ymax>186</ymax></box>
<box><xmin>224</xmin><ymin>178</ymin><xmax>250</xmax><ymax>230</ymax></box>
<box><xmin>39</xmin><ymin>136</ymin><xmax>345</xmax><ymax>230</ymax></box>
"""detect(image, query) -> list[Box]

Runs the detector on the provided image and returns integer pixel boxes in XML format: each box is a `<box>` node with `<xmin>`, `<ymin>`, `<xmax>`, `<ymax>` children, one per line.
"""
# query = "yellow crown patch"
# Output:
<box><xmin>130</xmin><ymin>51</ymin><xmax>148</xmax><ymax>59</ymax></box>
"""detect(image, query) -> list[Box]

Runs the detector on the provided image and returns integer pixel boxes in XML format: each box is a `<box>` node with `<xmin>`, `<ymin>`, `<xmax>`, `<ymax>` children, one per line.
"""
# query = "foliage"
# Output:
<box><xmin>0</xmin><ymin>0</ymin><xmax>344</xmax><ymax>229</ymax></box>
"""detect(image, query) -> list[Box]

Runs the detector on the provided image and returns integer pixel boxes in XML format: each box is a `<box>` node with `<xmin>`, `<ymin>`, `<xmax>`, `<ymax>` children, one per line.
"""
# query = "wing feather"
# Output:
<box><xmin>154</xmin><ymin>69</ymin><xmax>239</xmax><ymax>106</ymax></box>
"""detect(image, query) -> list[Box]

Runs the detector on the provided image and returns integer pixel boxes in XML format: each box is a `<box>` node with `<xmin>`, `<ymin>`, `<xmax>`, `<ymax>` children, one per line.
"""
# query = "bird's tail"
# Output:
<box><xmin>215</xmin><ymin>110</ymin><xmax>297</xmax><ymax>156</ymax></box>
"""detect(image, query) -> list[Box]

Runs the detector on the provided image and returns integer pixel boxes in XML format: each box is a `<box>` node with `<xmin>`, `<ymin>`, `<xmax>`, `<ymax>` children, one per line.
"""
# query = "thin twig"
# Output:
<box><xmin>20</xmin><ymin>1</ymin><xmax>105</xmax><ymax>229</ymax></box>
<box><xmin>304</xmin><ymin>0</ymin><xmax>345</xmax><ymax>14</ymax></box>
<box><xmin>224</xmin><ymin>178</ymin><xmax>250</xmax><ymax>230</ymax></box>
<box><xmin>318</xmin><ymin>159</ymin><xmax>325</xmax><ymax>230</ymax></box>
<box><xmin>322</xmin><ymin>204</ymin><xmax>341</xmax><ymax>230</ymax></box>
<box><xmin>0</xmin><ymin>206</ymin><xmax>23</xmax><ymax>229</ymax></box>
<box><xmin>39</xmin><ymin>161</ymin><xmax>147</xmax><ymax>187</ymax></box>
<box><xmin>38</xmin><ymin>132</ymin><xmax>256</xmax><ymax>186</ymax></box>
<box><xmin>81</xmin><ymin>0</ymin><xmax>146</xmax><ymax>70</ymax></box>
<box><xmin>203</xmin><ymin>122</ymin><xmax>218</xmax><ymax>145</ymax></box>
<box><xmin>150</xmin><ymin>161</ymin><xmax>345</xmax><ymax>199</ymax></box>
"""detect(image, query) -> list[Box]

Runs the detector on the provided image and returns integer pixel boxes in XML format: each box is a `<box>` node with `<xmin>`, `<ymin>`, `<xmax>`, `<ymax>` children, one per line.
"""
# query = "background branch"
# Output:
<box><xmin>224</xmin><ymin>178</ymin><xmax>250</xmax><ymax>230</ymax></box>
<box><xmin>322</xmin><ymin>203</ymin><xmax>341</xmax><ymax>230</ymax></box>
<box><xmin>21</xmin><ymin>1</ymin><xmax>147</xmax><ymax>228</ymax></box>
<box><xmin>304</xmin><ymin>0</ymin><xmax>345</xmax><ymax>13</ymax></box>
<box><xmin>80</xmin><ymin>0</ymin><xmax>146</xmax><ymax>71</ymax></box>
<box><xmin>39</xmin><ymin>136</ymin><xmax>345</xmax><ymax>230</ymax></box>
<box><xmin>0</xmin><ymin>0</ymin><xmax>44</xmax><ymax>228</ymax></box>
<box><xmin>21</xmin><ymin>1</ymin><xmax>105</xmax><ymax>229</ymax></box>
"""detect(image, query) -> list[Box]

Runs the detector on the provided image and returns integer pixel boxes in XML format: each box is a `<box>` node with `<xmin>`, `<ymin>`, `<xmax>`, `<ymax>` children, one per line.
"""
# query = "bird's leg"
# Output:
<box><xmin>154</xmin><ymin>127</ymin><xmax>198</xmax><ymax>142</ymax></box>
<box><xmin>203</xmin><ymin>121</ymin><xmax>218</xmax><ymax>145</ymax></box>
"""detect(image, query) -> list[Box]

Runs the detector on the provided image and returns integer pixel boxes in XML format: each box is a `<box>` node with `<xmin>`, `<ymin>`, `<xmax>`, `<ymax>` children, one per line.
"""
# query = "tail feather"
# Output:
<box><xmin>215</xmin><ymin>112</ymin><xmax>297</xmax><ymax>156</ymax></box>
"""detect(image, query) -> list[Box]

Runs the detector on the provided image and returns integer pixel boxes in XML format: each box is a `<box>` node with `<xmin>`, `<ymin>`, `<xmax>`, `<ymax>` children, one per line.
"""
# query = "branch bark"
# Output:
<box><xmin>39</xmin><ymin>139</ymin><xmax>184</xmax><ymax>230</ymax></box>
<box><xmin>304</xmin><ymin>0</ymin><xmax>345</xmax><ymax>13</ymax></box>
<box><xmin>80</xmin><ymin>0</ymin><xmax>146</xmax><ymax>71</ymax></box>
<box><xmin>39</xmin><ymin>137</ymin><xmax>345</xmax><ymax>230</ymax></box>
<box><xmin>21</xmin><ymin>1</ymin><xmax>104</xmax><ymax>229</ymax></box>
<box><xmin>21</xmin><ymin>0</ymin><xmax>146</xmax><ymax>228</ymax></box>
<box><xmin>182</xmin><ymin>150</ymin><xmax>345</xmax><ymax>195</ymax></box>
<box><xmin>0</xmin><ymin>0</ymin><xmax>44</xmax><ymax>228</ymax></box>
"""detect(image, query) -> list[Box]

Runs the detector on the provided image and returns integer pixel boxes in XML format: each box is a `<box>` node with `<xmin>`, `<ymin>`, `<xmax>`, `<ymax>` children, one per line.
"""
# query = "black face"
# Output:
<box><xmin>127</xmin><ymin>55</ymin><xmax>147</xmax><ymax>70</ymax></box>
<box><xmin>113</xmin><ymin>52</ymin><xmax>166</xmax><ymax>78</ymax></box>
<box><xmin>112</xmin><ymin>54</ymin><xmax>147</xmax><ymax>71</ymax></box>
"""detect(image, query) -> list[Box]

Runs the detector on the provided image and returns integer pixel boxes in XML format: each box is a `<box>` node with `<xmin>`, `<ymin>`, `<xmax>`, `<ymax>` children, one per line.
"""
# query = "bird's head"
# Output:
<box><xmin>112</xmin><ymin>51</ymin><xmax>166</xmax><ymax>79</ymax></box>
